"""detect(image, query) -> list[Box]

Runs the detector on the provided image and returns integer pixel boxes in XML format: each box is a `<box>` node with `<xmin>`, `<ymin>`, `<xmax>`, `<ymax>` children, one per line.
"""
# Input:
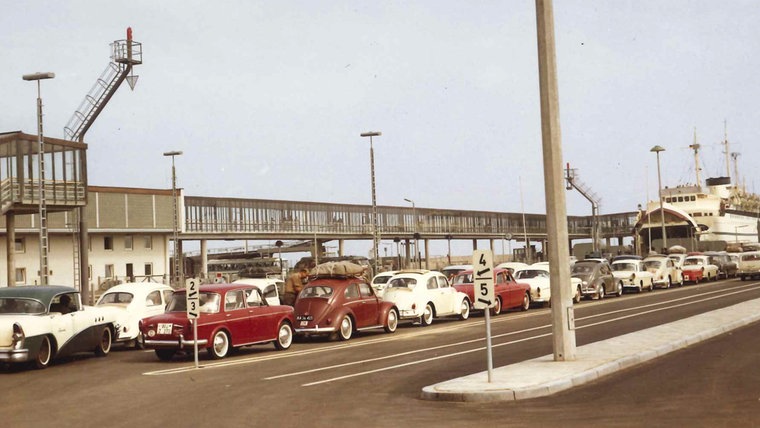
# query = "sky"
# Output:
<box><xmin>2</xmin><ymin>1</ymin><xmax>759</xmax><ymax>259</ymax></box>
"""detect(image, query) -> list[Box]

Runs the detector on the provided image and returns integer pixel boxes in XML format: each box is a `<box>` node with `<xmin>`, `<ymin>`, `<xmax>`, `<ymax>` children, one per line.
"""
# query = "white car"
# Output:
<box><xmin>667</xmin><ymin>253</ymin><xmax>687</xmax><ymax>269</ymax></box>
<box><xmin>681</xmin><ymin>255</ymin><xmax>719</xmax><ymax>283</ymax></box>
<box><xmin>381</xmin><ymin>270</ymin><xmax>471</xmax><ymax>326</ymax></box>
<box><xmin>495</xmin><ymin>262</ymin><xmax>529</xmax><ymax>275</ymax></box>
<box><xmin>96</xmin><ymin>282</ymin><xmax>175</xmax><ymax>347</ymax></box>
<box><xmin>643</xmin><ymin>256</ymin><xmax>683</xmax><ymax>288</ymax></box>
<box><xmin>513</xmin><ymin>264</ymin><xmax>582</xmax><ymax>306</ymax></box>
<box><xmin>370</xmin><ymin>270</ymin><xmax>399</xmax><ymax>297</ymax></box>
<box><xmin>232</xmin><ymin>277</ymin><xmax>285</xmax><ymax>306</ymax></box>
<box><xmin>611</xmin><ymin>259</ymin><xmax>655</xmax><ymax>293</ymax></box>
<box><xmin>0</xmin><ymin>286</ymin><xmax>118</xmax><ymax>369</ymax></box>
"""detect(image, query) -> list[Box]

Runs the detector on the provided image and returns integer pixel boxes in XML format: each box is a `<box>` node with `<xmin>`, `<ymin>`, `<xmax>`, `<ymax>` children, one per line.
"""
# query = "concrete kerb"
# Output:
<box><xmin>421</xmin><ymin>298</ymin><xmax>760</xmax><ymax>402</ymax></box>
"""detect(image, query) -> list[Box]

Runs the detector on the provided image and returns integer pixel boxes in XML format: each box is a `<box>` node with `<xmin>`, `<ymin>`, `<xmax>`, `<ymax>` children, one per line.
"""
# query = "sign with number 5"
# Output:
<box><xmin>472</xmin><ymin>250</ymin><xmax>494</xmax><ymax>309</ymax></box>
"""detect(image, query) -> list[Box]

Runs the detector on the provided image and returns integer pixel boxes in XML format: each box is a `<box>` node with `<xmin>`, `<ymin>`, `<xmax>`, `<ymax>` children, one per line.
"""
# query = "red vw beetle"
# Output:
<box><xmin>140</xmin><ymin>283</ymin><xmax>295</xmax><ymax>361</ymax></box>
<box><xmin>451</xmin><ymin>268</ymin><xmax>531</xmax><ymax>315</ymax></box>
<box><xmin>294</xmin><ymin>274</ymin><xmax>399</xmax><ymax>341</ymax></box>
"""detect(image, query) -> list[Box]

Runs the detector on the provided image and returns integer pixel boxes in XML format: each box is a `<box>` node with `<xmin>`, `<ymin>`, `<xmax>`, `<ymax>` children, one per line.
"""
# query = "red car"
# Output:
<box><xmin>294</xmin><ymin>276</ymin><xmax>399</xmax><ymax>341</ymax></box>
<box><xmin>451</xmin><ymin>268</ymin><xmax>531</xmax><ymax>315</ymax></box>
<box><xmin>140</xmin><ymin>283</ymin><xmax>295</xmax><ymax>361</ymax></box>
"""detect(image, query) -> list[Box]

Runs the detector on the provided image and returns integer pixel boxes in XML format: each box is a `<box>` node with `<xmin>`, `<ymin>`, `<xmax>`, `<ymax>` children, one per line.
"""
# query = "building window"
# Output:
<box><xmin>145</xmin><ymin>263</ymin><xmax>153</xmax><ymax>276</ymax></box>
<box><xmin>124</xmin><ymin>235</ymin><xmax>133</xmax><ymax>251</ymax></box>
<box><xmin>105</xmin><ymin>264</ymin><xmax>115</xmax><ymax>278</ymax></box>
<box><xmin>14</xmin><ymin>238</ymin><xmax>25</xmax><ymax>253</ymax></box>
<box><xmin>144</xmin><ymin>236</ymin><xmax>153</xmax><ymax>250</ymax></box>
<box><xmin>104</xmin><ymin>236</ymin><xmax>114</xmax><ymax>251</ymax></box>
<box><xmin>15</xmin><ymin>268</ymin><xmax>26</xmax><ymax>284</ymax></box>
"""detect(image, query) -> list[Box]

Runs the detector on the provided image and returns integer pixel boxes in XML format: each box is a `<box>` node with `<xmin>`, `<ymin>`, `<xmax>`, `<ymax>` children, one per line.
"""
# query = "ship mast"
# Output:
<box><xmin>689</xmin><ymin>127</ymin><xmax>702</xmax><ymax>188</ymax></box>
<box><xmin>723</xmin><ymin>119</ymin><xmax>731</xmax><ymax>182</ymax></box>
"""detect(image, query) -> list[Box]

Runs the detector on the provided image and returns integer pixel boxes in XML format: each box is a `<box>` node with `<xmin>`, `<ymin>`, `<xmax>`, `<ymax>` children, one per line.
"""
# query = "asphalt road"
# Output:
<box><xmin>3</xmin><ymin>278</ymin><xmax>760</xmax><ymax>428</ymax></box>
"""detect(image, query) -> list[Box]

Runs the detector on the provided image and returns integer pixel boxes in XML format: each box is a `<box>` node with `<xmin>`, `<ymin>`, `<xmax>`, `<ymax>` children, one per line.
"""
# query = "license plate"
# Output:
<box><xmin>300</xmin><ymin>321</ymin><xmax>308</xmax><ymax>327</ymax></box>
<box><xmin>157</xmin><ymin>323</ymin><xmax>173</xmax><ymax>335</ymax></box>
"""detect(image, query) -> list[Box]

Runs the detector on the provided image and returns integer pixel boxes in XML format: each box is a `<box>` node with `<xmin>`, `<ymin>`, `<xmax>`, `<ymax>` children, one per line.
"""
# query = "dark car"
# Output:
<box><xmin>573</xmin><ymin>260</ymin><xmax>620</xmax><ymax>299</ymax></box>
<box><xmin>705</xmin><ymin>251</ymin><xmax>738</xmax><ymax>279</ymax></box>
<box><xmin>294</xmin><ymin>275</ymin><xmax>399</xmax><ymax>341</ymax></box>
<box><xmin>451</xmin><ymin>268</ymin><xmax>531</xmax><ymax>315</ymax></box>
<box><xmin>140</xmin><ymin>283</ymin><xmax>295</xmax><ymax>361</ymax></box>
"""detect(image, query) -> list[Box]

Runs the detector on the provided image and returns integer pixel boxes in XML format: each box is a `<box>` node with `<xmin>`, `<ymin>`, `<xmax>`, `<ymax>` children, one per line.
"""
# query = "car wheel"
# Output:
<box><xmin>338</xmin><ymin>316</ymin><xmax>353</xmax><ymax>341</ymax></box>
<box><xmin>573</xmin><ymin>286</ymin><xmax>582</xmax><ymax>304</ymax></box>
<box><xmin>616</xmin><ymin>282</ymin><xmax>623</xmax><ymax>297</ymax></box>
<box><xmin>520</xmin><ymin>293</ymin><xmax>530</xmax><ymax>311</ymax></box>
<box><xmin>155</xmin><ymin>349</ymin><xmax>175</xmax><ymax>361</ymax></box>
<box><xmin>94</xmin><ymin>327</ymin><xmax>112</xmax><ymax>357</ymax></box>
<box><xmin>740</xmin><ymin>275</ymin><xmax>747</xmax><ymax>281</ymax></box>
<box><xmin>384</xmin><ymin>308</ymin><xmax>399</xmax><ymax>333</ymax></box>
<box><xmin>274</xmin><ymin>322</ymin><xmax>293</xmax><ymax>350</ymax></box>
<box><xmin>666</xmin><ymin>277</ymin><xmax>672</xmax><ymax>289</ymax></box>
<box><xmin>208</xmin><ymin>330</ymin><xmax>230</xmax><ymax>359</ymax></box>
<box><xmin>33</xmin><ymin>335</ymin><xmax>53</xmax><ymax>369</ymax></box>
<box><xmin>420</xmin><ymin>303</ymin><xmax>434</xmax><ymax>326</ymax></box>
<box><xmin>490</xmin><ymin>297</ymin><xmax>503</xmax><ymax>316</ymax></box>
<box><xmin>597</xmin><ymin>285</ymin><xmax>604</xmax><ymax>300</ymax></box>
<box><xmin>458</xmin><ymin>299</ymin><xmax>470</xmax><ymax>320</ymax></box>
<box><xmin>134</xmin><ymin>332</ymin><xmax>145</xmax><ymax>350</ymax></box>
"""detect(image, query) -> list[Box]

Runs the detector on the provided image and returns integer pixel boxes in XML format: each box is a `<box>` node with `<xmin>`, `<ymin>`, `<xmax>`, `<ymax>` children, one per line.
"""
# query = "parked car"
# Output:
<box><xmin>494</xmin><ymin>262</ymin><xmax>529</xmax><ymax>275</ymax></box>
<box><xmin>611</xmin><ymin>259</ymin><xmax>655</xmax><ymax>293</ymax></box>
<box><xmin>513</xmin><ymin>264</ymin><xmax>582</xmax><ymax>306</ymax></box>
<box><xmin>382</xmin><ymin>270</ymin><xmax>470</xmax><ymax>326</ymax></box>
<box><xmin>140</xmin><ymin>283</ymin><xmax>295</xmax><ymax>360</ymax></box>
<box><xmin>738</xmin><ymin>251</ymin><xmax>760</xmax><ymax>281</ymax></box>
<box><xmin>681</xmin><ymin>255</ymin><xmax>719</xmax><ymax>283</ymax></box>
<box><xmin>440</xmin><ymin>265</ymin><xmax>472</xmax><ymax>281</ymax></box>
<box><xmin>451</xmin><ymin>268</ymin><xmax>531</xmax><ymax>315</ymax></box>
<box><xmin>232</xmin><ymin>277</ymin><xmax>285</xmax><ymax>305</ymax></box>
<box><xmin>704</xmin><ymin>252</ymin><xmax>738</xmax><ymax>279</ymax></box>
<box><xmin>667</xmin><ymin>253</ymin><xmax>688</xmax><ymax>269</ymax></box>
<box><xmin>0</xmin><ymin>286</ymin><xmax>118</xmax><ymax>369</ymax></box>
<box><xmin>95</xmin><ymin>282</ymin><xmax>174</xmax><ymax>348</ymax></box>
<box><xmin>294</xmin><ymin>274</ymin><xmax>399</xmax><ymax>341</ymax></box>
<box><xmin>573</xmin><ymin>260</ymin><xmax>619</xmax><ymax>300</ymax></box>
<box><xmin>643</xmin><ymin>255</ymin><xmax>683</xmax><ymax>288</ymax></box>
<box><xmin>370</xmin><ymin>270</ymin><xmax>400</xmax><ymax>297</ymax></box>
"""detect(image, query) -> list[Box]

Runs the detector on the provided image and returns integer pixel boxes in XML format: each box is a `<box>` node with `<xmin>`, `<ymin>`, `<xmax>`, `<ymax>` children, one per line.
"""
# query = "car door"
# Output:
<box><xmin>434</xmin><ymin>275</ymin><xmax>458</xmax><ymax>315</ymax></box>
<box><xmin>500</xmin><ymin>271</ymin><xmax>520</xmax><ymax>308</ymax></box>
<box><xmin>223</xmin><ymin>289</ymin><xmax>255</xmax><ymax>345</ymax></box>
<box><xmin>354</xmin><ymin>282</ymin><xmax>380</xmax><ymax>327</ymax></box>
<box><xmin>144</xmin><ymin>289</ymin><xmax>166</xmax><ymax>318</ymax></box>
<box><xmin>245</xmin><ymin>288</ymin><xmax>280</xmax><ymax>342</ymax></box>
<box><xmin>342</xmin><ymin>283</ymin><xmax>367</xmax><ymax>327</ymax></box>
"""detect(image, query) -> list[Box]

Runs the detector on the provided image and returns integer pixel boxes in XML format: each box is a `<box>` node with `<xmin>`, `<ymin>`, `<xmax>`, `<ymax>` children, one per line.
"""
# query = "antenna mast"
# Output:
<box><xmin>689</xmin><ymin>128</ymin><xmax>702</xmax><ymax>188</ymax></box>
<box><xmin>723</xmin><ymin>119</ymin><xmax>731</xmax><ymax>181</ymax></box>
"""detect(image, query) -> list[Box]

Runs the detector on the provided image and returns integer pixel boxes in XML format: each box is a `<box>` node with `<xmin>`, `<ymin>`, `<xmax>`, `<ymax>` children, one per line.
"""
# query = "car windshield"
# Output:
<box><xmin>515</xmin><ymin>269</ymin><xmax>548</xmax><ymax>279</ymax></box>
<box><xmin>97</xmin><ymin>292</ymin><xmax>134</xmax><ymax>305</ymax></box>
<box><xmin>0</xmin><ymin>298</ymin><xmax>45</xmax><ymax>314</ymax></box>
<box><xmin>572</xmin><ymin>265</ymin><xmax>594</xmax><ymax>274</ymax></box>
<box><xmin>644</xmin><ymin>260</ymin><xmax>662</xmax><ymax>269</ymax></box>
<box><xmin>166</xmin><ymin>292</ymin><xmax>220</xmax><ymax>314</ymax></box>
<box><xmin>387</xmin><ymin>277</ymin><xmax>417</xmax><ymax>288</ymax></box>
<box><xmin>299</xmin><ymin>285</ymin><xmax>334</xmax><ymax>299</ymax></box>
<box><xmin>451</xmin><ymin>273</ymin><xmax>473</xmax><ymax>285</ymax></box>
<box><xmin>612</xmin><ymin>263</ymin><xmax>637</xmax><ymax>272</ymax></box>
<box><xmin>373</xmin><ymin>275</ymin><xmax>393</xmax><ymax>285</ymax></box>
<box><xmin>683</xmin><ymin>259</ymin><xmax>703</xmax><ymax>266</ymax></box>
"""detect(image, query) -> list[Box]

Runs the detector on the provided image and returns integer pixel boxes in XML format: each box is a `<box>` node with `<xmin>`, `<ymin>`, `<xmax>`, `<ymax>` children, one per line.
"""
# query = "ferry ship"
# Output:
<box><xmin>635</xmin><ymin>135</ymin><xmax>760</xmax><ymax>253</ymax></box>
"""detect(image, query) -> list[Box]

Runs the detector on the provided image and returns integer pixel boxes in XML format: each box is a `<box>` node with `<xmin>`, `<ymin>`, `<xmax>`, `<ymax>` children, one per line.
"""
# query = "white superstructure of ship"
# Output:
<box><xmin>635</xmin><ymin>128</ymin><xmax>759</xmax><ymax>252</ymax></box>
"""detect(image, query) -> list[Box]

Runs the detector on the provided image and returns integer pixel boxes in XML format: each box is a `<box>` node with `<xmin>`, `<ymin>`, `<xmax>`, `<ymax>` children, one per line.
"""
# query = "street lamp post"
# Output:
<box><xmin>23</xmin><ymin>72</ymin><xmax>55</xmax><ymax>285</ymax></box>
<box><xmin>650</xmin><ymin>145</ymin><xmax>667</xmax><ymax>251</ymax></box>
<box><xmin>360</xmin><ymin>131</ymin><xmax>381</xmax><ymax>274</ymax></box>
<box><xmin>404</xmin><ymin>198</ymin><xmax>419</xmax><ymax>268</ymax></box>
<box><xmin>164</xmin><ymin>151</ymin><xmax>183</xmax><ymax>288</ymax></box>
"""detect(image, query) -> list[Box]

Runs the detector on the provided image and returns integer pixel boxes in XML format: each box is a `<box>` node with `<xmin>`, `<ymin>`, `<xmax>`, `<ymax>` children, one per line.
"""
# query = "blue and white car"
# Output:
<box><xmin>0</xmin><ymin>286</ymin><xmax>119</xmax><ymax>369</ymax></box>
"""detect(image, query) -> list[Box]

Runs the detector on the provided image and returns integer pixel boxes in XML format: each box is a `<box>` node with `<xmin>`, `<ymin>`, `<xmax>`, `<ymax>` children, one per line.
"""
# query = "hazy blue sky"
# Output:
<box><xmin>2</xmin><ymin>1</ymin><xmax>758</xmax><ymax>258</ymax></box>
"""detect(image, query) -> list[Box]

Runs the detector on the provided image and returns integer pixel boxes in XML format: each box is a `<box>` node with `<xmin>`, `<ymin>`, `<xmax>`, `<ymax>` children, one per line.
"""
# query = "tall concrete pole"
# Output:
<box><xmin>535</xmin><ymin>0</ymin><xmax>576</xmax><ymax>361</ymax></box>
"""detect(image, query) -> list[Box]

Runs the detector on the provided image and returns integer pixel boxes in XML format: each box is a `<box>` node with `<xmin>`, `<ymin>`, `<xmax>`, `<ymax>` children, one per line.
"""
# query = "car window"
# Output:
<box><xmin>50</xmin><ymin>293</ymin><xmax>80</xmax><ymax>313</ymax></box>
<box><xmin>0</xmin><ymin>298</ymin><xmax>45</xmax><ymax>314</ymax></box>
<box><xmin>300</xmin><ymin>285</ymin><xmax>333</xmax><ymax>298</ymax></box>
<box><xmin>359</xmin><ymin>283</ymin><xmax>374</xmax><ymax>297</ymax></box>
<box><xmin>373</xmin><ymin>275</ymin><xmax>393</xmax><ymax>285</ymax></box>
<box><xmin>388</xmin><ymin>278</ymin><xmax>415</xmax><ymax>288</ymax></box>
<box><xmin>261</xmin><ymin>285</ymin><xmax>278</xmax><ymax>300</ymax></box>
<box><xmin>451</xmin><ymin>273</ymin><xmax>473</xmax><ymax>285</ymax></box>
<box><xmin>612</xmin><ymin>263</ymin><xmax>636</xmax><ymax>272</ymax></box>
<box><xmin>146</xmin><ymin>290</ymin><xmax>161</xmax><ymax>306</ymax></box>
<box><xmin>275</xmin><ymin>281</ymin><xmax>285</xmax><ymax>296</ymax></box>
<box><xmin>426</xmin><ymin>277</ymin><xmax>438</xmax><ymax>290</ymax></box>
<box><xmin>97</xmin><ymin>292</ymin><xmax>134</xmax><ymax>305</ymax></box>
<box><xmin>437</xmin><ymin>276</ymin><xmax>450</xmax><ymax>288</ymax></box>
<box><xmin>644</xmin><ymin>260</ymin><xmax>662</xmax><ymax>269</ymax></box>
<box><xmin>245</xmin><ymin>288</ymin><xmax>264</xmax><ymax>306</ymax></box>
<box><xmin>196</xmin><ymin>293</ymin><xmax>221</xmax><ymax>313</ymax></box>
<box><xmin>225</xmin><ymin>290</ymin><xmax>246</xmax><ymax>311</ymax></box>
<box><xmin>162</xmin><ymin>290</ymin><xmax>174</xmax><ymax>305</ymax></box>
<box><xmin>344</xmin><ymin>284</ymin><xmax>360</xmax><ymax>299</ymax></box>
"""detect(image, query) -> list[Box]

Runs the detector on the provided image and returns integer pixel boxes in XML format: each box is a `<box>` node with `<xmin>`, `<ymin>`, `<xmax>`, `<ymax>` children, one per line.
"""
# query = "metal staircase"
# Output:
<box><xmin>565</xmin><ymin>164</ymin><xmax>602</xmax><ymax>252</ymax></box>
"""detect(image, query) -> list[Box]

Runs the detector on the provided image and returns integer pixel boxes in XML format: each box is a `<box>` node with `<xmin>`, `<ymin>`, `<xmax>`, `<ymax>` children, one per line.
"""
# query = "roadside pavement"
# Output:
<box><xmin>421</xmin><ymin>297</ymin><xmax>760</xmax><ymax>402</ymax></box>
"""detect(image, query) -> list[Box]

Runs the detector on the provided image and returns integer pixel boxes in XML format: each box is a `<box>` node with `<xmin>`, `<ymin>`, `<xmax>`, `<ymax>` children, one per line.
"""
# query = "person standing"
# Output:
<box><xmin>282</xmin><ymin>269</ymin><xmax>308</xmax><ymax>306</ymax></box>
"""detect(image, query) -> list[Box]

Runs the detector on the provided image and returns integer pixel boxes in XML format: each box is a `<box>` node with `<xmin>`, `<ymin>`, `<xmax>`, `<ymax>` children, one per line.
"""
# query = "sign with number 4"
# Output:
<box><xmin>472</xmin><ymin>250</ymin><xmax>494</xmax><ymax>309</ymax></box>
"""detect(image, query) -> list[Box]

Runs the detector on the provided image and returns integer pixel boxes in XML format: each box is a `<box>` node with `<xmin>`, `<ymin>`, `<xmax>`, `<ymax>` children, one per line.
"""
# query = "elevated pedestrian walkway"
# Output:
<box><xmin>421</xmin><ymin>298</ymin><xmax>760</xmax><ymax>402</ymax></box>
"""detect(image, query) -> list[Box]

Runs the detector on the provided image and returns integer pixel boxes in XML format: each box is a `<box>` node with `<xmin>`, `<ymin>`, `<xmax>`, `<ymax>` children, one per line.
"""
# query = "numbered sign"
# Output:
<box><xmin>186</xmin><ymin>278</ymin><xmax>200</xmax><ymax>319</ymax></box>
<box><xmin>472</xmin><ymin>250</ymin><xmax>494</xmax><ymax>309</ymax></box>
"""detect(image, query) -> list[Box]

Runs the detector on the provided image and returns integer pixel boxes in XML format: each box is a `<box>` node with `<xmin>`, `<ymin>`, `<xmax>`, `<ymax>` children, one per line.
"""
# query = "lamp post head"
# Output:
<box><xmin>404</xmin><ymin>198</ymin><xmax>414</xmax><ymax>205</ymax></box>
<box><xmin>360</xmin><ymin>131</ymin><xmax>381</xmax><ymax>138</ymax></box>
<box><xmin>650</xmin><ymin>145</ymin><xmax>665</xmax><ymax>154</ymax></box>
<box><xmin>163</xmin><ymin>150</ymin><xmax>183</xmax><ymax>157</ymax></box>
<box><xmin>22</xmin><ymin>72</ymin><xmax>55</xmax><ymax>81</ymax></box>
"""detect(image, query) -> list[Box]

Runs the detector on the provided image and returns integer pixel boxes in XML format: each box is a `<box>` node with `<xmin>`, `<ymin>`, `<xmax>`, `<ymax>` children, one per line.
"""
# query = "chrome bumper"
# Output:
<box><xmin>144</xmin><ymin>334</ymin><xmax>208</xmax><ymax>349</ymax></box>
